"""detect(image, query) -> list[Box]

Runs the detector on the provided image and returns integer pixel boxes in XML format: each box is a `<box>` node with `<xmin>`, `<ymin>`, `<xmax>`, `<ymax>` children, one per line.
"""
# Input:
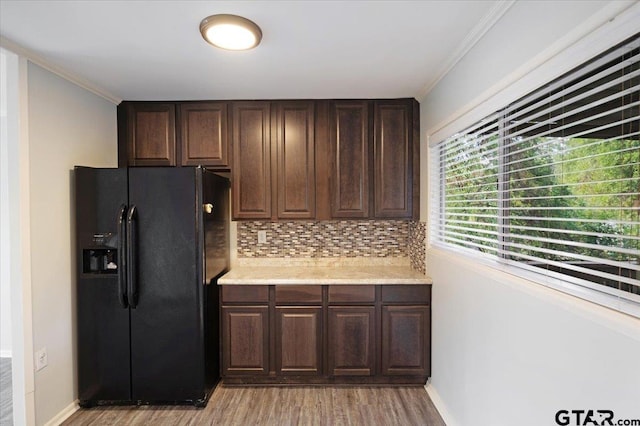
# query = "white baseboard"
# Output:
<box><xmin>0</xmin><ymin>350</ymin><xmax>12</xmax><ymax>358</ymax></box>
<box><xmin>44</xmin><ymin>400</ymin><xmax>79</xmax><ymax>426</ymax></box>
<box><xmin>425</xmin><ymin>382</ymin><xmax>457</xmax><ymax>426</ymax></box>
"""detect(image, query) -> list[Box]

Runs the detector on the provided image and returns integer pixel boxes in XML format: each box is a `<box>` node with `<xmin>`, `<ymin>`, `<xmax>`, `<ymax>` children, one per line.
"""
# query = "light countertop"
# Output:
<box><xmin>218</xmin><ymin>257</ymin><xmax>432</xmax><ymax>285</ymax></box>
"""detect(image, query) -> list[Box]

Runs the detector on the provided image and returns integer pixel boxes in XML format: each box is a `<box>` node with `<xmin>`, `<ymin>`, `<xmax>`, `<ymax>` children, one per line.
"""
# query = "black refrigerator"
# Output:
<box><xmin>74</xmin><ymin>166</ymin><xmax>229</xmax><ymax>407</ymax></box>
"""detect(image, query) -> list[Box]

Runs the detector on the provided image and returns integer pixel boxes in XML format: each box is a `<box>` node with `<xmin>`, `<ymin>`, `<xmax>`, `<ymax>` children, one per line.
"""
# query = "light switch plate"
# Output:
<box><xmin>258</xmin><ymin>230</ymin><xmax>267</xmax><ymax>244</ymax></box>
<box><xmin>35</xmin><ymin>347</ymin><xmax>48</xmax><ymax>371</ymax></box>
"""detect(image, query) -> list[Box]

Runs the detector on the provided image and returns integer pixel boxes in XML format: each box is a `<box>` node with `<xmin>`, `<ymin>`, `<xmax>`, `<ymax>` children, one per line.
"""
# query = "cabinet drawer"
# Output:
<box><xmin>221</xmin><ymin>285</ymin><xmax>269</xmax><ymax>303</ymax></box>
<box><xmin>328</xmin><ymin>285</ymin><xmax>375</xmax><ymax>304</ymax></box>
<box><xmin>381</xmin><ymin>285</ymin><xmax>430</xmax><ymax>303</ymax></box>
<box><xmin>275</xmin><ymin>285</ymin><xmax>322</xmax><ymax>304</ymax></box>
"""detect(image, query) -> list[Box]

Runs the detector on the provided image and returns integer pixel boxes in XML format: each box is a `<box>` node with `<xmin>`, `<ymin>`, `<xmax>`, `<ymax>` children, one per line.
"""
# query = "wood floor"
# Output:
<box><xmin>63</xmin><ymin>385</ymin><xmax>445</xmax><ymax>425</ymax></box>
<box><xmin>0</xmin><ymin>357</ymin><xmax>12</xmax><ymax>426</ymax></box>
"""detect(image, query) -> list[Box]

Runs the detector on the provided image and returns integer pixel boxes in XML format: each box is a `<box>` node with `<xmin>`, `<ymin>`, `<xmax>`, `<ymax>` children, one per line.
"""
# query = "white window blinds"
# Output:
<box><xmin>431</xmin><ymin>33</ymin><xmax>640</xmax><ymax>305</ymax></box>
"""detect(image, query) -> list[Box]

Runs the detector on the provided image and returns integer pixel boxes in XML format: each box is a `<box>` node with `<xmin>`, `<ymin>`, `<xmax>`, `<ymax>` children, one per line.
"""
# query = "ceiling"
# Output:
<box><xmin>0</xmin><ymin>1</ymin><xmax>508</xmax><ymax>103</ymax></box>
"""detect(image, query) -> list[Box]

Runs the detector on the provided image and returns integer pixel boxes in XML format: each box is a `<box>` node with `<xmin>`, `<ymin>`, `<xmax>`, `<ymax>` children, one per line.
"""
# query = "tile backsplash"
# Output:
<box><xmin>408</xmin><ymin>221</ymin><xmax>426</xmax><ymax>274</ymax></box>
<box><xmin>237</xmin><ymin>220</ymin><xmax>427</xmax><ymax>274</ymax></box>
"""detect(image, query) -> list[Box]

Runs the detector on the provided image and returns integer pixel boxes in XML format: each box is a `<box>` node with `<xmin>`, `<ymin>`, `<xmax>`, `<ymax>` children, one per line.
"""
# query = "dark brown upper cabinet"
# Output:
<box><xmin>326</xmin><ymin>99</ymin><xmax>419</xmax><ymax>220</ymax></box>
<box><xmin>328</xmin><ymin>101</ymin><xmax>371</xmax><ymax>218</ymax></box>
<box><xmin>118</xmin><ymin>98</ymin><xmax>419</xmax><ymax>220</ymax></box>
<box><xmin>232</xmin><ymin>101</ymin><xmax>316</xmax><ymax>220</ymax></box>
<box><xmin>120</xmin><ymin>102</ymin><xmax>176</xmax><ymax>166</ymax></box>
<box><xmin>231</xmin><ymin>101</ymin><xmax>272</xmax><ymax>219</ymax></box>
<box><xmin>275</xmin><ymin>101</ymin><xmax>315</xmax><ymax>219</ymax></box>
<box><xmin>118</xmin><ymin>101</ymin><xmax>230</xmax><ymax>170</ymax></box>
<box><xmin>374</xmin><ymin>100</ymin><xmax>413</xmax><ymax>218</ymax></box>
<box><xmin>179</xmin><ymin>102</ymin><xmax>229</xmax><ymax>167</ymax></box>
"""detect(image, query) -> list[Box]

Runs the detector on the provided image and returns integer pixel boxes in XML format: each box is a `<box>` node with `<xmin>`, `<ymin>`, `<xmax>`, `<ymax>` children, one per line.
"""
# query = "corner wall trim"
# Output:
<box><xmin>0</xmin><ymin>36</ymin><xmax>122</xmax><ymax>105</ymax></box>
<box><xmin>426</xmin><ymin>1</ymin><xmax>639</xmax><ymax>146</ymax></box>
<box><xmin>44</xmin><ymin>400</ymin><xmax>79</xmax><ymax>426</ymax></box>
<box><xmin>416</xmin><ymin>0</ymin><xmax>515</xmax><ymax>100</ymax></box>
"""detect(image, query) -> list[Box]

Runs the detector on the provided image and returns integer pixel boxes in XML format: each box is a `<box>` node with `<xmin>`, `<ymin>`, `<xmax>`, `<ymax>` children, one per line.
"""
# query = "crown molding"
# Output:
<box><xmin>426</xmin><ymin>1</ymin><xmax>640</xmax><ymax>145</ymax></box>
<box><xmin>0</xmin><ymin>36</ymin><xmax>122</xmax><ymax>105</ymax></box>
<box><xmin>416</xmin><ymin>0</ymin><xmax>516</xmax><ymax>101</ymax></box>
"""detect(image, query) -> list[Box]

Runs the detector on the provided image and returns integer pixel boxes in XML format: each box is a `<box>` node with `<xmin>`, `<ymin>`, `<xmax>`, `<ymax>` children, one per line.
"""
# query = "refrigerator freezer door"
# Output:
<box><xmin>75</xmin><ymin>167</ymin><xmax>131</xmax><ymax>404</ymax></box>
<box><xmin>128</xmin><ymin>167</ymin><xmax>205</xmax><ymax>402</ymax></box>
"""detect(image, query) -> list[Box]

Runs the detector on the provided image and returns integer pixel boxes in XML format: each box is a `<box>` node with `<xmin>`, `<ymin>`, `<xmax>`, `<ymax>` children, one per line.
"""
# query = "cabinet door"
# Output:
<box><xmin>381</xmin><ymin>305</ymin><xmax>430</xmax><ymax>376</ymax></box>
<box><xmin>374</xmin><ymin>100</ymin><xmax>412</xmax><ymax>218</ymax></box>
<box><xmin>328</xmin><ymin>306</ymin><xmax>375</xmax><ymax>376</ymax></box>
<box><xmin>329</xmin><ymin>101</ymin><xmax>370</xmax><ymax>218</ymax></box>
<box><xmin>221</xmin><ymin>306</ymin><xmax>269</xmax><ymax>376</ymax></box>
<box><xmin>276</xmin><ymin>307</ymin><xmax>322</xmax><ymax>375</ymax></box>
<box><xmin>125</xmin><ymin>103</ymin><xmax>176</xmax><ymax>166</ymax></box>
<box><xmin>275</xmin><ymin>101</ymin><xmax>316</xmax><ymax>219</ymax></box>
<box><xmin>179</xmin><ymin>102</ymin><xmax>229</xmax><ymax>168</ymax></box>
<box><xmin>231</xmin><ymin>102</ymin><xmax>272</xmax><ymax>219</ymax></box>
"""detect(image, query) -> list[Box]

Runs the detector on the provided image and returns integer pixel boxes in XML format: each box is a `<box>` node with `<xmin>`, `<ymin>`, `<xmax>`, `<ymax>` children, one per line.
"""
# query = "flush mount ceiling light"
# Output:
<box><xmin>199</xmin><ymin>14</ymin><xmax>262</xmax><ymax>51</ymax></box>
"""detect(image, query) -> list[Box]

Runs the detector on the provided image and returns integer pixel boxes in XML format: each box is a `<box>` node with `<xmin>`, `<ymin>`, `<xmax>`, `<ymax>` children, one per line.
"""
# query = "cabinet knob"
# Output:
<box><xmin>203</xmin><ymin>203</ymin><xmax>214</xmax><ymax>214</ymax></box>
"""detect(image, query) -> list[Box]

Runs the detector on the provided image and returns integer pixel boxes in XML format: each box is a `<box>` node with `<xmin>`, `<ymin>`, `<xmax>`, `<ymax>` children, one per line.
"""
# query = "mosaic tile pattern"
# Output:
<box><xmin>408</xmin><ymin>221</ymin><xmax>427</xmax><ymax>275</ymax></box>
<box><xmin>237</xmin><ymin>220</ymin><xmax>409</xmax><ymax>258</ymax></box>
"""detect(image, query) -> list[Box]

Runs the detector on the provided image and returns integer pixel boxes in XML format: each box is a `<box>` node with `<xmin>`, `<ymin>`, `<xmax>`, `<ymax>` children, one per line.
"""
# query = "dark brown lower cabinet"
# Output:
<box><xmin>328</xmin><ymin>306</ymin><xmax>375</xmax><ymax>376</ymax></box>
<box><xmin>220</xmin><ymin>284</ymin><xmax>431</xmax><ymax>384</ymax></box>
<box><xmin>276</xmin><ymin>307</ymin><xmax>322</xmax><ymax>375</ymax></box>
<box><xmin>221</xmin><ymin>306</ymin><xmax>269</xmax><ymax>376</ymax></box>
<box><xmin>381</xmin><ymin>305</ymin><xmax>430</xmax><ymax>376</ymax></box>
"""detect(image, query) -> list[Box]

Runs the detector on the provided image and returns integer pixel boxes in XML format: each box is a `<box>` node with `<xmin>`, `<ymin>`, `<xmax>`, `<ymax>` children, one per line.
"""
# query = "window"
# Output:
<box><xmin>430</xmin><ymin>33</ymin><xmax>639</xmax><ymax>314</ymax></box>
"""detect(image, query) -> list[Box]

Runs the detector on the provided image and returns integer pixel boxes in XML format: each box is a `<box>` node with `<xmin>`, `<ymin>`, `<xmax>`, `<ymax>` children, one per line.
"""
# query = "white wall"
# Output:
<box><xmin>426</xmin><ymin>249</ymin><xmax>640</xmax><ymax>426</ymax></box>
<box><xmin>420</xmin><ymin>2</ymin><xmax>640</xmax><ymax>425</ymax></box>
<box><xmin>26</xmin><ymin>62</ymin><xmax>116</xmax><ymax>425</ymax></box>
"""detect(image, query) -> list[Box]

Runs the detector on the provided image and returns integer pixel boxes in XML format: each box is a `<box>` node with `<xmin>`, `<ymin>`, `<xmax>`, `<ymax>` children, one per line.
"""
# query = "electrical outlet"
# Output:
<box><xmin>258</xmin><ymin>230</ymin><xmax>267</xmax><ymax>244</ymax></box>
<box><xmin>35</xmin><ymin>347</ymin><xmax>48</xmax><ymax>371</ymax></box>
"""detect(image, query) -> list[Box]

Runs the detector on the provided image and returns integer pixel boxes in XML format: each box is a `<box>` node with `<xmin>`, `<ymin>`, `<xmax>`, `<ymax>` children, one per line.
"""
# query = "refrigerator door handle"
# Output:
<box><xmin>117</xmin><ymin>204</ymin><xmax>128</xmax><ymax>308</ymax></box>
<box><xmin>127</xmin><ymin>204</ymin><xmax>139</xmax><ymax>308</ymax></box>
